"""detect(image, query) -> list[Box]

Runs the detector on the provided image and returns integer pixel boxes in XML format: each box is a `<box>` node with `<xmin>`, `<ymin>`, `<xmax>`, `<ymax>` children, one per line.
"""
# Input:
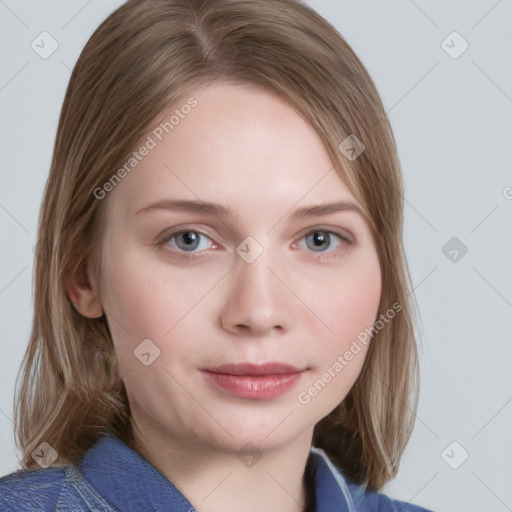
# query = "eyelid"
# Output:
<box><xmin>157</xmin><ymin>226</ymin><xmax>218</xmax><ymax>249</ymax></box>
<box><xmin>297</xmin><ymin>224</ymin><xmax>355</xmax><ymax>244</ymax></box>
<box><xmin>156</xmin><ymin>224</ymin><xmax>356</xmax><ymax>257</ymax></box>
<box><xmin>158</xmin><ymin>224</ymin><xmax>354</xmax><ymax>242</ymax></box>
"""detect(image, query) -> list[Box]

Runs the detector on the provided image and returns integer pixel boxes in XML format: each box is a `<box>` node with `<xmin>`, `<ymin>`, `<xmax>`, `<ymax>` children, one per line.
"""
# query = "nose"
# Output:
<box><xmin>219</xmin><ymin>246</ymin><xmax>295</xmax><ymax>337</ymax></box>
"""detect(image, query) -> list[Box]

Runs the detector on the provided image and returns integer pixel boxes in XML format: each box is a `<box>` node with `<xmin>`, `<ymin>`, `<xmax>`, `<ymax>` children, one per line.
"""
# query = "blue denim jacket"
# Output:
<box><xmin>0</xmin><ymin>432</ymin><xmax>432</xmax><ymax>511</ymax></box>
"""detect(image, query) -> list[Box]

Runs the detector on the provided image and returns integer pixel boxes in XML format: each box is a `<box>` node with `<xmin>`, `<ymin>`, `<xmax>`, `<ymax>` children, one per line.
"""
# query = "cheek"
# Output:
<box><xmin>100</xmin><ymin>243</ymin><xmax>220</xmax><ymax>368</ymax></box>
<box><xmin>300</xmin><ymin>251</ymin><xmax>382</xmax><ymax>351</ymax></box>
<box><xmin>99</xmin><ymin>247</ymin><xmax>174</xmax><ymax>360</ymax></box>
<box><xmin>298</xmin><ymin>256</ymin><xmax>381</xmax><ymax>413</ymax></box>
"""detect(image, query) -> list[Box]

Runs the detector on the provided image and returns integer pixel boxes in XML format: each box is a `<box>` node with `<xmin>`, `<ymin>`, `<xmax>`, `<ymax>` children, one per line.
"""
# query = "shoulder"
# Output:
<box><xmin>0</xmin><ymin>465</ymin><xmax>67</xmax><ymax>512</ymax></box>
<box><xmin>310</xmin><ymin>447</ymin><xmax>433</xmax><ymax>512</ymax></box>
<box><xmin>345</xmin><ymin>478</ymin><xmax>433</xmax><ymax>512</ymax></box>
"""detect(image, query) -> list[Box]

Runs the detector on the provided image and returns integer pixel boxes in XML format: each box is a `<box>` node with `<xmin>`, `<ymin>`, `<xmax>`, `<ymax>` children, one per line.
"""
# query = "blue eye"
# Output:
<box><xmin>158</xmin><ymin>227</ymin><xmax>352</xmax><ymax>259</ymax></box>
<box><xmin>301</xmin><ymin>230</ymin><xmax>347</xmax><ymax>253</ymax></box>
<box><xmin>161</xmin><ymin>229</ymin><xmax>213</xmax><ymax>253</ymax></box>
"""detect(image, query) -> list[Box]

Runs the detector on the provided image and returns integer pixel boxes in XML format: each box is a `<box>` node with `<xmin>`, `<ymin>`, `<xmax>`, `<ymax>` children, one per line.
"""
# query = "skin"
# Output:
<box><xmin>69</xmin><ymin>82</ymin><xmax>382</xmax><ymax>512</ymax></box>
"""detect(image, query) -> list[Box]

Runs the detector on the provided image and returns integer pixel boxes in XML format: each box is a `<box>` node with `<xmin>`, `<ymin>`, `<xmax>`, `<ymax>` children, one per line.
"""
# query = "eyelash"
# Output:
<box><xmin>156</xmin><ymin>226</ymin><xmax>354</xmax><ymax>260</ymax></box>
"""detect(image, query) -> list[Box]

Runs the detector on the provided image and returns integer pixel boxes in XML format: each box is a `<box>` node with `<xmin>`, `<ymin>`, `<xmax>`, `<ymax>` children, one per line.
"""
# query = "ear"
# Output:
<box><xmin>66</xmin><ymin>258</ymin><xmax>104</xmax><ymax>319</ymax></box>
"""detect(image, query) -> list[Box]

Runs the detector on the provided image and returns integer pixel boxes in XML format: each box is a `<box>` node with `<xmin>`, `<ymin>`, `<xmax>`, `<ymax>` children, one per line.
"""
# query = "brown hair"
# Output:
<box><xmin>14</xmin><ymin>0</ymin><xmax>421</xmax><ymax>492</ymax></box>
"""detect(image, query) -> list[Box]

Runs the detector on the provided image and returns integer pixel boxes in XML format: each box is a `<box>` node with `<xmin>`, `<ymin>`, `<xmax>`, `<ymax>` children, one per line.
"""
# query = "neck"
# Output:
<box><xmin>132</xmin><ymin>425</ymin><xmax>315</xmax><ymax>512</ymax></box>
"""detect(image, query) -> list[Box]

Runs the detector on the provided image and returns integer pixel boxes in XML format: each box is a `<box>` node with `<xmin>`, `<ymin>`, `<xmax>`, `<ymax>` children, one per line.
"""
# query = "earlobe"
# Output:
<box><xmin>66</xmin><ymin>259</ymin><xmax>104</xmax><ymax>319</ymax></box>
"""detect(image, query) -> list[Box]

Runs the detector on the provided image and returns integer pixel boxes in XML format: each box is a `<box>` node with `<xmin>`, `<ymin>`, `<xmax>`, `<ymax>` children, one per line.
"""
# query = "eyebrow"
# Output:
<box><xmin>135</xmin><ymin>199</ymin><xmax>363</xmax><ymax>220</ymax></box>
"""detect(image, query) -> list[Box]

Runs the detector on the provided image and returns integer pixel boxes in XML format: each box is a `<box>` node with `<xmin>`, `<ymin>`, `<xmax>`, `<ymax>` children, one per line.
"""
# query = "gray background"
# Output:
<box><xmin>1</xmin><ymin>1</ymin><xmax>511</xmax><ymax>511</ymax></box>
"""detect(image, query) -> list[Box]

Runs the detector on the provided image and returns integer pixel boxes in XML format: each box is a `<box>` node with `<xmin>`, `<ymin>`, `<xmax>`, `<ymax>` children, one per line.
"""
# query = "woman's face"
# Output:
<box><xmin>98</xmin><ymin>82</ymin><xmax>381</xmax><ymax>454</ymax></box>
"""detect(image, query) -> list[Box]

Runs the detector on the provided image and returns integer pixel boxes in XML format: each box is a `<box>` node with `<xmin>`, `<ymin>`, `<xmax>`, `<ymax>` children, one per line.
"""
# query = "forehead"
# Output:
<box><xmin>110</xmin><ymin>82</ymin><xmax>361</xmax><ymax>219</ymax></box>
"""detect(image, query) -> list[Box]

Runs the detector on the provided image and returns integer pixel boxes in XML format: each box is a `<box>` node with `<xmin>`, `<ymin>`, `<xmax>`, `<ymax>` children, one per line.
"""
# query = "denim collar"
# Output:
<box><xmin>77</xmin><ymin>432</ymin><xmax>354</xmax><ymax>512</ymax></box>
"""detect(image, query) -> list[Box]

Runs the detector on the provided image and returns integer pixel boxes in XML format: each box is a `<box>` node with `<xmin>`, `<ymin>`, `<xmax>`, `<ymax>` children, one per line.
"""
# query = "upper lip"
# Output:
<box><xmin>203</xmin><ymin>362</ymin><xmax>304</xmax><ymax>376</ymax></box>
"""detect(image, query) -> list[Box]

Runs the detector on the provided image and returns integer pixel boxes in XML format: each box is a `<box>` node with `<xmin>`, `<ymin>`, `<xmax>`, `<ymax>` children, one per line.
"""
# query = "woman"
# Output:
<box><xmin>0</xmin><ymin>0</ymin><xmax>431</xmax><ymax>510</ymax></box>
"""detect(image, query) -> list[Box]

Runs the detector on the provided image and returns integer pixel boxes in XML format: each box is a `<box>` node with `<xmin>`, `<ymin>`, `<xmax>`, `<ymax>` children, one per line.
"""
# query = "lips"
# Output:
<box><xmin>201</xmin><ymin>362</ymin><xmax>307</xmax><ymax>400</ymax></box>
<box><xmin>203</xmin><ymin>362</ymin><xmax>303</xmax><ymax>376</ymax></box>
<box><xmin>201</xmin><ymin>362</ymin><xmax>306</xmax><ymax>399</ymax></box>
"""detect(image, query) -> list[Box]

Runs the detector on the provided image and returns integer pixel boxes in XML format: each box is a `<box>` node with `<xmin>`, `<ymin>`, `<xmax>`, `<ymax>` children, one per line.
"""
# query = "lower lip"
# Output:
<box><xmin>201</xmin><ymin>370</ymin><xmax>303</xmax><ymax>399</ymax></box>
